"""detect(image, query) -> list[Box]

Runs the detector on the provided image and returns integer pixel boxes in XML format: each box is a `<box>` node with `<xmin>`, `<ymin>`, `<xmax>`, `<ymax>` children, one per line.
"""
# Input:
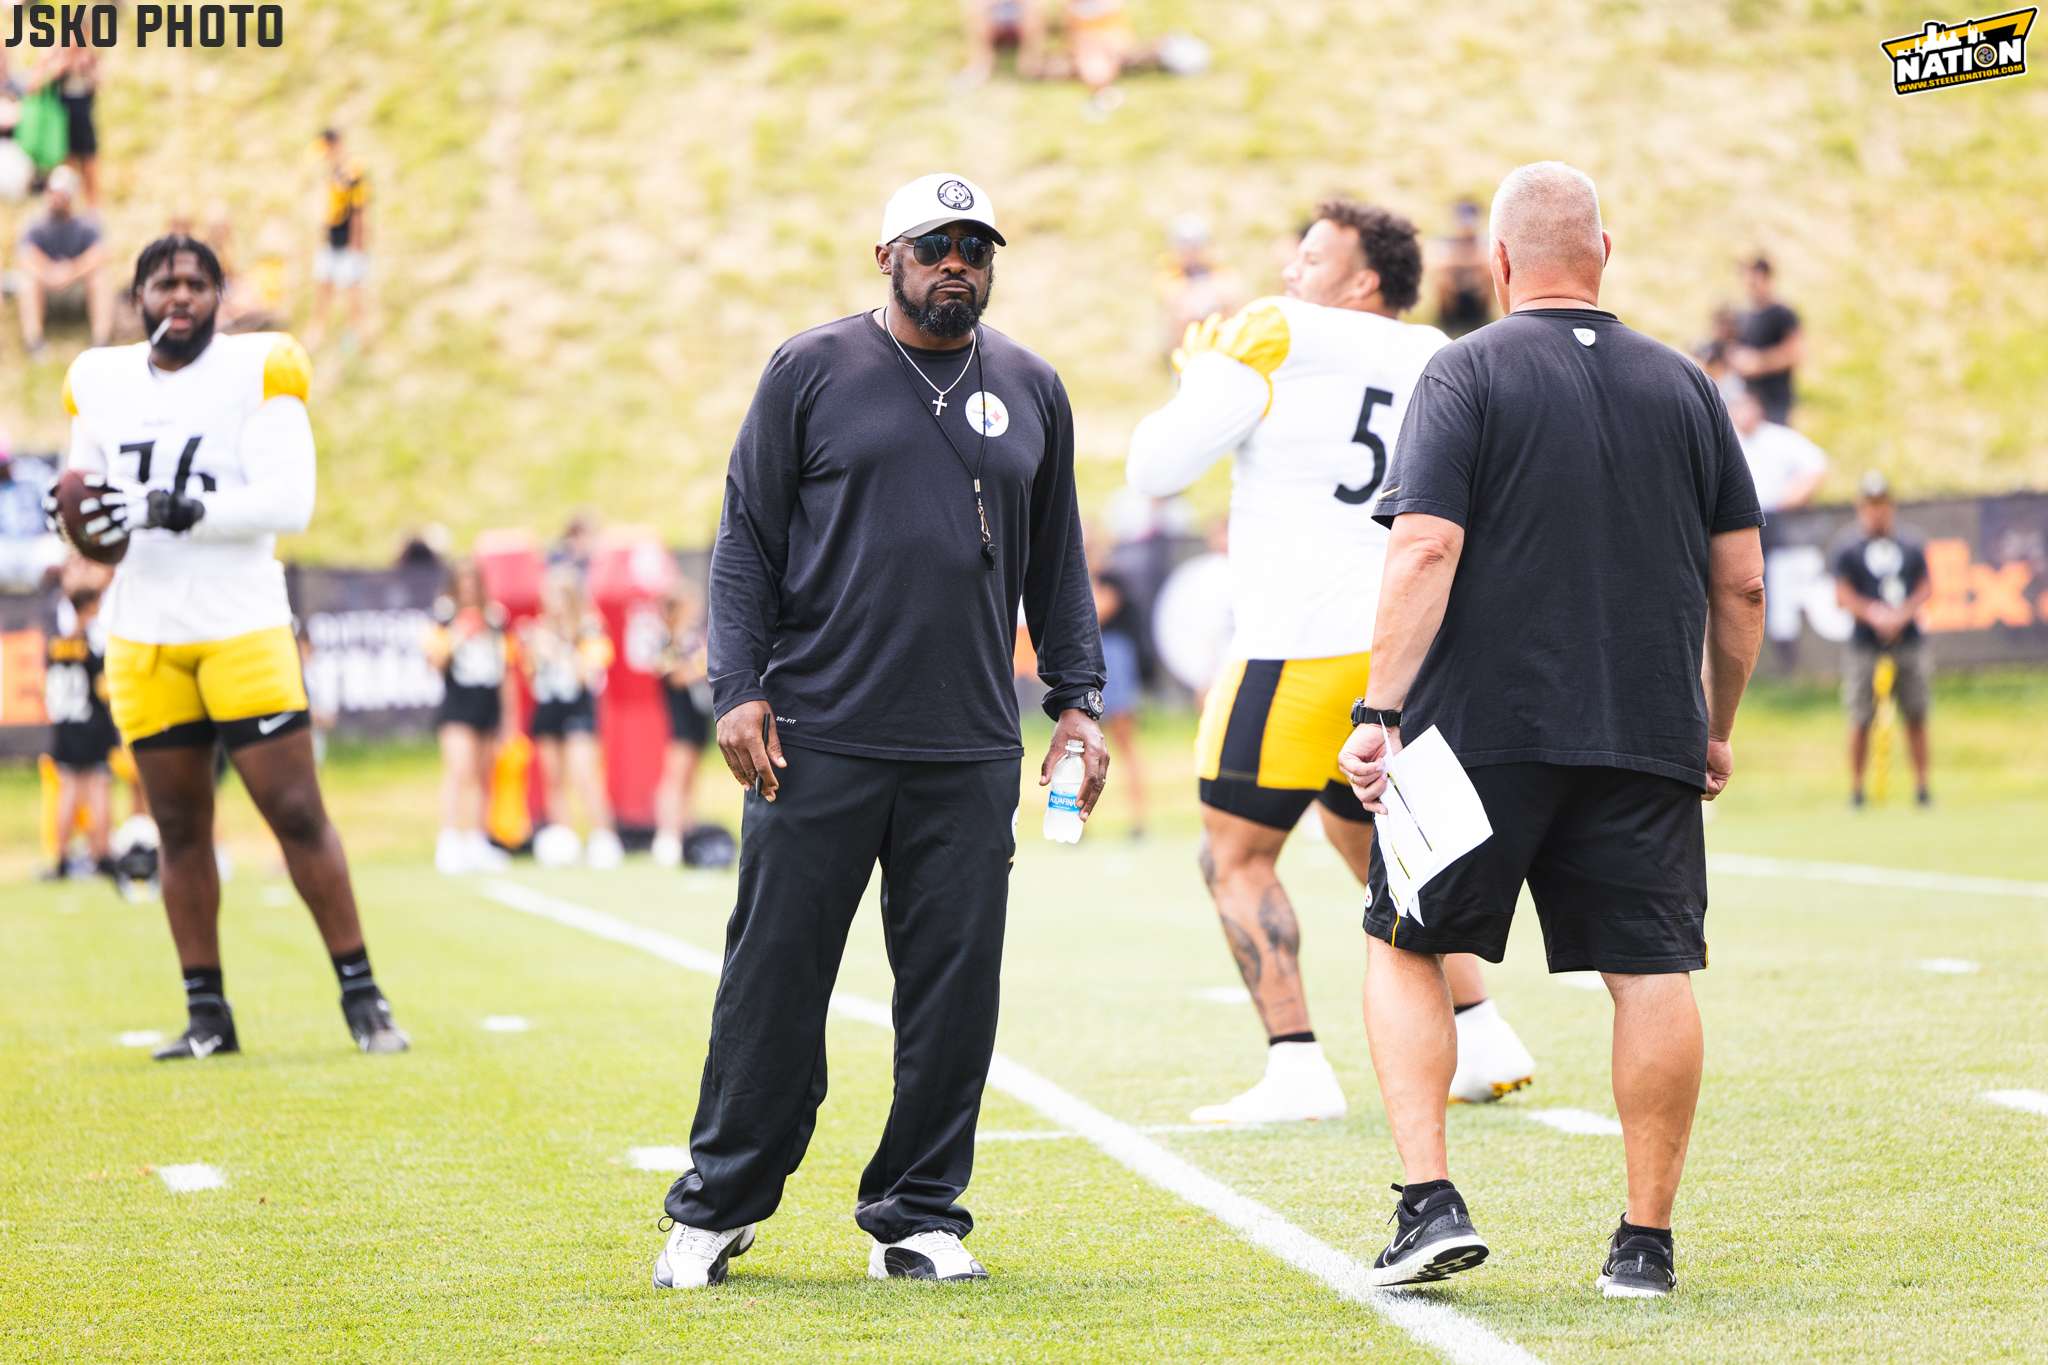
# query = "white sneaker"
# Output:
<box><xmin>651</xmin><ymin>1221</ymin><xmax>755</xmax><ymax>1289</ymax></box>
<box><xmin>435</xmin><ymin>829</ymin><xmax>469</xmax><ymax>875</ymax></box>
<box><xmin>1190</xmin><ymin>1040</ymin><xmax>1348</xmax><ymax>1123</ymax></box>
<box><xmin>1449</xmin><ymin>999</ymin><xmax>1536</xmax><ymax>1103</ymax></box>
<box><xmin>586</xmin><ymin>827</ymin><xmax>623</xmax><ymax>870</ymax></box>
<box><xmin>464</xmin><ymin>831</ymin><xmax>510</xmax><ymax>873</ymax></box>
<box><xmin>867</xmin><ymin>1229</ymin><xmax>988</xmax><ymax>1282</ymax></box>
<box><xmin>533</xmin><ymin>823</ymin><xmax>581</xmax><ymax>868</ymax></box>
<box><xmin>651</xmin><ymin>832</ymin><xmax>683</xmax><ymax>868</ymax></box>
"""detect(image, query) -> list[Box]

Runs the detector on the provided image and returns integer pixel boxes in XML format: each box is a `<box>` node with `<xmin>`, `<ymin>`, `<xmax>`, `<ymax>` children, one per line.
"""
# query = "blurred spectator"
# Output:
<box><xmin>957</xmin><ymin>0</ymin><xmax>1049</xmax><ymax>89</ymax></box>
<box><xmin>0</xmin><ymin>443</ymin><xmax>64</xmax><ymax>589</ymax></box>
<box><xmin>306</xmin><ymin>128</ymin><xmax>371</xmax><ymax>349</ymax></box>
<box><xmin>13</xmin><ymin>165</ymin><xmax>110</xmax><ymax>358</ymax></box>
<box><xmin>396</xmin><ymin>523</ymin><xmax>452</xmax><ymax>568</ymax></box>
<box><xmin>1730</xmin><ymin>388</ymin><xmax>1828</xmax><ymax>512</ymax></box>
<box><xmin>1155</xmin><ymin>213</ymin><xmax>1243</xmax><ymax>362</ymax></box>
<box><xmin>652</xmin><ymin>581</ymin><xmax>711</xmax><ymax>867</ymax></box>
<box><xmin>1065</xmin><ymin>0</ymin><xmax>1138</xmax><ymax>111</ymax></box>
<box><xmin>423</xmin><ymin>560</ymin><xmax>515</xmax><ymax>875</ymax></box>
<box><xmin>548</xmin><ymin>510</ymin><xmax>599</xmax><ymax>581</ymax></box>
<box><xmin>42</xmin><ymin>579</ymin><xmax>116</xmax><ymax>879</ymax></box>
<box><xmin>1430</xmin><ymin>197</ymin><xmax>1493</xmax><ymax>336</ymax></box>
<box><xmin>170</xmin><ymin>205</ymin><xmax>286</xmax><ymax>334</ymax></box>
<box><xmin>519</xmin><ymin>566</ymin><xmax>621</xmax><ymax>869</ymax></box>
<box><xmin>40</xmin><ymin>46</ymin><xmax>99</xmax><ymax>209</ymax></box>
<box><xmin>1730</xmin><ymin>256</ymin><xmax>1803</xmax><ymax>423</ymax></box>
<box><xmin>1693</xmin><ymin>304</ymin><xmax>1739</xmax><ymax>388</ymax></box>
<box><xmin>1832</xmin><ymin>472</ymin><xmax>1933</xmax><ymax>807</ymax></box>
<box><xmin>1091</xmin><ymin>555</ymin><xmax>1146</xmax><ymax>837</ymax></box>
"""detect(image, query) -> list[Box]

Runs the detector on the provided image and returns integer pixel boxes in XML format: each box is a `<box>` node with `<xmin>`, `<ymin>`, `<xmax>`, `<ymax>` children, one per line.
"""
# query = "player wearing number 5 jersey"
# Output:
<box><xmin>1128</xmin><ymin>201</ymin><xmax>1533</xmax><ymax>1122</ymax></box>
<box><xmin>62</xmin><ymin>235</ymin><xmax>407</xmax><ymax>1061</ymax></box>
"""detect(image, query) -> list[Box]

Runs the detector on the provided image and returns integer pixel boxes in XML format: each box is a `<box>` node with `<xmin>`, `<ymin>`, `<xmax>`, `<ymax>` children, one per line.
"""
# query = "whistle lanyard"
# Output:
<box><xmin>882</xmin><ymin>308</ymin><xmax>996</xmax><ymax>569</ymax></box>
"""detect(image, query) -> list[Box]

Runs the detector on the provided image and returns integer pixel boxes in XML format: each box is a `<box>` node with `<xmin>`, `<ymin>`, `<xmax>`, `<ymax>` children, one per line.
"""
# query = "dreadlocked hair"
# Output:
<box><xmin>131</xmin><ymin>235</ymin><xmax>225</xmax><ymax>299</ymax></box>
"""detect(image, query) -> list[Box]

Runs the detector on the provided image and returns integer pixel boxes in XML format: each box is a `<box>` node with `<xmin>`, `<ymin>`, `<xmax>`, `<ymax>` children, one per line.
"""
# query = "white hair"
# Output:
<box><xmin>1488</xmin><ymin>161</ymin><xmax>1603</xmax><ymax>274</ymax></box>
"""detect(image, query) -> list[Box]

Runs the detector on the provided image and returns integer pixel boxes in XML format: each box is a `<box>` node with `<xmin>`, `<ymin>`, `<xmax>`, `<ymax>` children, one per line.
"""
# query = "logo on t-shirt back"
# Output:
<box><xmin>964</xmin><ymin>391</ymin><xmax>1009</xmax><ymax>437</ymax></box>
<box><xmin>1572</xmin><ymin>328</ymin><xmax>1596</xmax><ymax>347</ymax></box>
<box><xmin>1883</xmin><ymin>8</ymin><xmax>2033</xmax><ymax>95</ymax></box>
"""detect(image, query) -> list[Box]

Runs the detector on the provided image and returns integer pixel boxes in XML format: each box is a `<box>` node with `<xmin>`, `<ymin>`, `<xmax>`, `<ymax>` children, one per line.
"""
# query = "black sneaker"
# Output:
<box><xmin>342</xmin><ymin>990</ymin><xmax>411</xmax><ymax>1054</ymax></box>
<box><xmin>1595</xmin><ymin>1221</ymin><xmax>1676</xmax><ymax>1298</ymax></box>
<box><xmin>1366</xmin><ymin>1183</ymin><xmax>1489</xmax><ymax>1287</ymax></box>
<box><xmin>152</xmin><ymin>1005</ymin><xmax>240</xmax><ymax>1060</ymax></box>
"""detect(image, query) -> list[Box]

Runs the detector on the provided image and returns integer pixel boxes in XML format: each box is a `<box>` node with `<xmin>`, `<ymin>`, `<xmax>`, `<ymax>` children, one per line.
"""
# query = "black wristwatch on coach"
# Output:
<box><xmin>1077</xmin><ymin>689</ymin><xmax>1106</xmax><ymax>721</ymax></box>
<box><xmin>1351</xmin><ymin>699</ymin><xmax>1401</xmax><ymax>729</ymax></box>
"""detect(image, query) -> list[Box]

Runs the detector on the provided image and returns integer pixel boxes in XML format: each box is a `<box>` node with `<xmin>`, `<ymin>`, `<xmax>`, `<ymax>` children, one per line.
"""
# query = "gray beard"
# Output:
<box><xmin>892</xmin><ymin>267</ymin><xmax>991</xmax><ymax>339</ymax></box>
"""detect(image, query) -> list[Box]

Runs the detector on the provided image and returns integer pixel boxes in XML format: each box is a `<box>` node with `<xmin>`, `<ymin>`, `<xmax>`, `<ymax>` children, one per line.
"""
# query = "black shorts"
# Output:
<box><xmin>1364</xmin><ymin>762</ymin><xmax>1707</xmax><ymax>975</ymax></box>
<box><xmin>664</xmin><ymin>680</ymin><xmax>709</xmax><ymax>748</ymax></box>
<box><xmin>530</xmin><ymin>694</ymin><xmax>596</xmax><ymax>738</ymax></box>
<box><xmin>63</xmin><ymin>92</ymin><xmax>97</xmax><ymax>157</ymax></box>
<box><xmin>132</xmin><ymin>710</ymin><xmax>309</xmax><ymax>753</ymax></box>
<box><xmin>51</xmin><ymin>716</ymin><xmax>119</xmax><ymax>772</ymax></box>
<box><xmin>438</xmin><ymin>681</ymin><xmax>502</xmax><ymax>734</ymax></box>
<box><xmin>1199</xmin><ymin>776</ymin><xmax>1371</xmax><ymax>831</ymax></box>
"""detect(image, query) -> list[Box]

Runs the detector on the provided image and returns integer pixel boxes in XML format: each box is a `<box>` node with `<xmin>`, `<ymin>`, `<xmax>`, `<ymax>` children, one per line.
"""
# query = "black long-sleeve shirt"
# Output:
<box><xmin>708</xmin><ymin>312</ymin><xmax>1105</xmax><ymax>762</ymax></box>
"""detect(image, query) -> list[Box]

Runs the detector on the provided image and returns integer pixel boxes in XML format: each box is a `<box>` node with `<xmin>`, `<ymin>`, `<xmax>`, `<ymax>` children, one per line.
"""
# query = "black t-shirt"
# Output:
<box><xmin>1736</xmin><ymin>302</ymin><xmax>1799</xmax><ymax>416</ymax></box>
<box><xmin>1830</xmin><ymin>527</ymin><xmax>1928</xmax><ymax>647</ymax></box>
<box><xmin>1377</xmin><ymin>308</ymin><xmax>1765</xmax><ymax>788</ymax></box>
<box><xmin>23</xmin><ymin>214</ymin><xmax>100</xmax><ymax>263</ymax></box>
<box><xmin>709</xmin><ymin>312</ymin><xmax>1104</xmax><ymax>762</ymax></box>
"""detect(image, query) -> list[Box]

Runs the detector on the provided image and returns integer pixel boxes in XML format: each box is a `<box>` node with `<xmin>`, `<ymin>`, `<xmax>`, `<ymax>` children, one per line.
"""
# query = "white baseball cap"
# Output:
<box><xmin>877</xmin><ymin>173</ymin><xmax>1005</xmax><ymax>247</ymax></box>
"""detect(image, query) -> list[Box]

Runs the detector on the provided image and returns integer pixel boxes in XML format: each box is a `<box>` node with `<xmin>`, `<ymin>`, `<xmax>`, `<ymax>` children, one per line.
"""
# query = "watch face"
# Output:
<box><xmin>1085</xmin><ymin>689</ymin><xmax>1105</xmax><ymax>718</ymax></box>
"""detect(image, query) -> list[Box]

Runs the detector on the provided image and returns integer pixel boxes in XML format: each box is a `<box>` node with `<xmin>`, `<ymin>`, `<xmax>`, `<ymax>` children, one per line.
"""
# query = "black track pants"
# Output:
<box><xmin>665</xmin><ymin>745</ymin><xmax>1019</xmax><ymax>1243</ymax></box>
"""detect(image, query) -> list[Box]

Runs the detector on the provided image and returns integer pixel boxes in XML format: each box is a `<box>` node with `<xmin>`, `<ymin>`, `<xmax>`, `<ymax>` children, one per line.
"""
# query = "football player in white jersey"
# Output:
<box><xmin>60</xmin><ymin>236</ymin><xmax>407</xmax><ymax>1059</ymax></box>
<box><xmin>1128</xmin><ymin>202</ymin><xmax>1533</xmax><ymax>1121</ymax></box>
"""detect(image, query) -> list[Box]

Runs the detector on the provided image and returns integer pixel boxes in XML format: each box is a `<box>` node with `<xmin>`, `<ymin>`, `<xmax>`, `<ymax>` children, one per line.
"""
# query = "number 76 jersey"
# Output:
<box><xmin>1128</xmin><ymin>296</ymin><xmax>1450</xmax><ymax>661</ymax></box>
<box><xmin>64</xmin><ymin>332</ymin><xmax>316</xmax><ymax>646</ymax></box>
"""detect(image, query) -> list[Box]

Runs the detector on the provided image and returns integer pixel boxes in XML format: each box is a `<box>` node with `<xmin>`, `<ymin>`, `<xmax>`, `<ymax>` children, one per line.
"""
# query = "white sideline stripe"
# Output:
<box><xmin>1914</xmin><ymin>958</ymin><xmax>1983</xmax><ymax>975</ymax></box>
<box><xmin>978</xmin><ymin>1129</ymin><xmax>1080</xmax><ymax>1142</ymax></box>
<box><xmin>1192</xmin><ymin>986</ymin><xmax>1253</xmax><ymax>1004</ymax></box>
<box><xmin>628</xmin><ymin>1145</ymin><xmax>694</xmax><ymax>1171</ymax></box>
<box><xmin>1982</xmin><ymin>1090</ymin><xmax>2048</xmax><ymax>1117</ymax></box>
<box><xmin>1554</xmin><ymin>973</ymin><xmax>1606</xmax><ymax>992</ymax></box>
<box><xmin>1707</xmin><ymin>853</ymin><xmax>2048</xmax><ymax>901</ymax></box>
<box><xmin>156</xmin><ymin>1163</ymin><xmax>225</xmax><ymax>1192</ymax></box>
<box><xmin>477</xmin><ymin>880</ymin><xmax>1542</xmax><ymax>1365</ymax></box>
<box><xmin>482</xmin><ymin>1015</ymin><xmax>533</xmax><ymax>1032</ymax></box>
<box><xmin>1524</xmin><ymin>1109</ymin><xmax>1624</xmax><ymax>1137</ymax></box>
<box><xmin>118</xmin><ymin>1030</ymin><xmax>166</xmax><ymax>1048</ymax></box>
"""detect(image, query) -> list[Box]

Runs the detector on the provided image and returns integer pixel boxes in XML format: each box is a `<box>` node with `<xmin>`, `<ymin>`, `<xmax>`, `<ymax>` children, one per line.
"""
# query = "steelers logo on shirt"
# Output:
<box><xmin>964</xmin><ymin>391</ymin><xmax>1009</xmax><ymax>437</ymax></box>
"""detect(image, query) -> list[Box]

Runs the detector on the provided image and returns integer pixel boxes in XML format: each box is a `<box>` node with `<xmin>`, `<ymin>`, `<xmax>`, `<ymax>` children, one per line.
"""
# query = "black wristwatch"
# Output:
<box><xmin>1076</xmin><ymin>689</ymin><xmax>1106</xmax><ymax>722</ymax></box>
<box><xmin>1351</xmin><ymin>699</ymin><xmax>1401</xmax><ymax>729</ymax></box>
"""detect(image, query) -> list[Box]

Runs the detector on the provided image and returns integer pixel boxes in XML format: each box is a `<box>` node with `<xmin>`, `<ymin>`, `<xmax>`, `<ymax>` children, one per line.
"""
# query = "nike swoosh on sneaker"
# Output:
<box><xmin>190</xmin><ymin>1034</ymin><xmax>220</xmax><ymax>1058</ymax></box>
<box><xmin>257</xmin><ymin>714</ymin><xmax>292</xmax><ymax>735</ymax></box>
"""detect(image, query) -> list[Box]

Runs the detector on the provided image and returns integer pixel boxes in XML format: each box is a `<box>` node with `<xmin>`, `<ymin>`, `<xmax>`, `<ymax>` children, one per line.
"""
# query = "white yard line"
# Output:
<box><xmin>1524</xmin><ymin>1110</ymin><xmax>1624</xmax><ymax>1137</ymax></box>
<box><xmin>1982</xmin><ymin>1090</ymin><xmax>2048</xmax><ymax>1117</ymax></box>
<box><xmin>155</xmin><ymin>1163</ymin><xmax>226</xmax><ymax>1192</ymax></box>
<box><xmin>478</xmin><ymin>880</ymin><xmax>1543</xmax><ymax>1365</ymax></box>
<box><xmin>1706</xmin><ymin>854</ymin><xmax>2048</xmax><ymax>902</ymax></box>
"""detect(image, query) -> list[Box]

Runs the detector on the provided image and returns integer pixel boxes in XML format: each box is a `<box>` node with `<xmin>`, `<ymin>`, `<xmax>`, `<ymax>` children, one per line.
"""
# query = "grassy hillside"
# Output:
<box><xmin>2</xmin><ymin>0</ymin><xmax>2043</xmax><ymax>562</ymax></box>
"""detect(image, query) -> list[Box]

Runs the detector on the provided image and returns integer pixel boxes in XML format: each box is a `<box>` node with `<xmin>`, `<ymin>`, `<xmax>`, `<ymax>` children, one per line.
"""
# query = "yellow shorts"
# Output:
<box><xmin>1196</xmin><ymin>652</ymin><xmax>1372</xmax><ymax>830</ymax></box>
<box><xmin>107</xmin><ymin>626</ymin><xmax>309</xmax><ymax>751</ymax></box>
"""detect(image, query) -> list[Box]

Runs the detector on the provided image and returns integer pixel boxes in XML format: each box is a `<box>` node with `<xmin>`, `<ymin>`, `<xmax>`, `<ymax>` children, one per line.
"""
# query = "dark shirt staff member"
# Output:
<box><xmin>1337</xmin><ymin>162</ymin><xmax>1765</xmax><ymax>1299</ymax></box>
<box><xmin>653</xmin><ymin>173</ymin><xmax>1109</xmax><ymax>1292</ymax></box>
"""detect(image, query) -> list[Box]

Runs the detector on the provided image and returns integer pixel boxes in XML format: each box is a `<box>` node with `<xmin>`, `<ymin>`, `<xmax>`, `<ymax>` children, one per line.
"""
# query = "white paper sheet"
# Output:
<box><xmin>1373</xmin><ymin>726</ymin><xmax>1494</xmax><ymax>926</ymax></box>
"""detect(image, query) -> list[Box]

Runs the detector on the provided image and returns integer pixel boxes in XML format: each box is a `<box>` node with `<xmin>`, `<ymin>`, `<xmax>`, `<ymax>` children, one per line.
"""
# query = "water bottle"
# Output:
<box><xmin>1043</xmin><ymin>739</ymin><xmax>1086</xmax><ymax>843</ymax></box>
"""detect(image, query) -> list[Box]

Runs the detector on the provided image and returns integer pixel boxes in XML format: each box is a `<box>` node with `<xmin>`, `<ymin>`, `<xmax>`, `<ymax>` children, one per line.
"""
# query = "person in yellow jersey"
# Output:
<box><xmin>59</xmin><ymin>235</ymin><xmax>407</xmax><ymax>1060</ymax></box>
<box><xmin>1127</xmin><ymin>201</ymin><xmax>1534</xmax><ymax>1121</ymax></box>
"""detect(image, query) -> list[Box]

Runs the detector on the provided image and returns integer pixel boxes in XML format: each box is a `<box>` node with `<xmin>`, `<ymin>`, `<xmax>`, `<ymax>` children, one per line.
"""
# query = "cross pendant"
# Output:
<box><xmin>933</xmin><ymin>396</ymin><xmax>947</xmax><ymax>416</ymax></box>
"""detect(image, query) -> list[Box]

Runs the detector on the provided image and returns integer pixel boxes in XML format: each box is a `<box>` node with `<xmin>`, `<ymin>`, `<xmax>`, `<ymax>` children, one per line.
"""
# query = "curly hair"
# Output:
<box><xmin>1313</xmin><ymin>199</ymin><xmax>1423</xmax><ymax>313</ymax></box>
<box><xmin>131</xmin><ymin>235</ymin><xmax>225</xmax><ymax>298</ymax></box>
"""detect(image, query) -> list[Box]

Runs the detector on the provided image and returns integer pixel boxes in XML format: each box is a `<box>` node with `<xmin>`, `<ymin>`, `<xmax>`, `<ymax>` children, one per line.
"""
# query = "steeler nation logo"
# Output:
<box><xmin>1883</xmin><ymin>8</ymin><xmax>2034</xmax><ymax>95</ymax></box>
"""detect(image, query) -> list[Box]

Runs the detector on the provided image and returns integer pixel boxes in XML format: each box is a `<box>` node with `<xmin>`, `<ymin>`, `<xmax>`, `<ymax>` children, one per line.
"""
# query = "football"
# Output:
<box><xmin>51</xmin><ymin>469</ymin><xmax>130</xmax><ymax>566</ymax></box>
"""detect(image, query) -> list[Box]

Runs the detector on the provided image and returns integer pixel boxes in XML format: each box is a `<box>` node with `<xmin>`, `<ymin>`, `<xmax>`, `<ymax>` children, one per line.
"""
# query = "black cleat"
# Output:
<box><xmin>342</xmin><ymin>990</ymin><xmax>411</xmax><ymax>1054</ymax></box>
<box><xmin>1596</xmin><ymin>1221</ymin><xmax>1676</xmax><ymax>1298</ymax></box>
<box><xmin>152</xmin><ymin>1005</ymin><xmax>240</xmax><ymax>1060</ymax></box>
<box><xmin>1367</xmin><ymin>1183</ymin><xmax>1489</xmax><ymax>1287</ymax></box>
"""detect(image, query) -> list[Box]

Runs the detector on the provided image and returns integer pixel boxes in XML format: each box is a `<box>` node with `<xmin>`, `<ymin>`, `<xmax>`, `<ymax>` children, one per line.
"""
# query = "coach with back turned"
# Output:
<box><xmin>650</xmin><ymin>173</ymin><xmax>1109</xmax><ymax>1290</ymax></box>
<box><xmin>1339</xmin><ymin>162</ymin><xmax>1766</xmax><ymax>1298</ymax></box>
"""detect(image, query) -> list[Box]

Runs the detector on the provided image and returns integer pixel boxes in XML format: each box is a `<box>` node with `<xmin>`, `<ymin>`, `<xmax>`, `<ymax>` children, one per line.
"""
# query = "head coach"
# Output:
<box><xmin>1336</xmin><ymin>162</ymin><xmax>1766</xmax><ymax>1298</ymax></box>
<box><xmin>651</xmin><ymin>174</ymin><xmax>1110</xmax><ymax>1290</ymax></box>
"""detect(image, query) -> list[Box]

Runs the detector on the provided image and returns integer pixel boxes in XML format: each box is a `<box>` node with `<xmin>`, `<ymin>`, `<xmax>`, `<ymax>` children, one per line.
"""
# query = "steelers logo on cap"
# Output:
<box><xmin>937</xmin><ymin>179</ymin><xmax>975</xmax><ymax>211</ymax></box>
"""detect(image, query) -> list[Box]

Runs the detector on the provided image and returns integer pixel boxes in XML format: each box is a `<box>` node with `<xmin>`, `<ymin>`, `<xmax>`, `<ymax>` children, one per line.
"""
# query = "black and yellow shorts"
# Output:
<box><xmin>1195</xmin><ymin>651</ymin><xmax>1373</xmax><ymax>831</ymax></box>
<box><xmin>107</xmin><ymin>626</ymin><xmax>311</xmax><ymax>752</ymax></box>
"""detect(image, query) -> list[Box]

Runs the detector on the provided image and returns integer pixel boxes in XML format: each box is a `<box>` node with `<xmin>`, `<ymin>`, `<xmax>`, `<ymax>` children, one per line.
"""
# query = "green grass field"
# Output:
<box><xmin>4</xmin><ymin>676</ymin><xmax>2046</xmax><ymax>1362</ymax></box>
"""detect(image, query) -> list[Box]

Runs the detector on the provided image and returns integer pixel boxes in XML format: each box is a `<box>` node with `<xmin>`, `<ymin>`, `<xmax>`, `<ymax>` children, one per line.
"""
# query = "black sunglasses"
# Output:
<box><xmin>899</xmin><ymin>233</ymin><xmax>996</xmax><ymax>269</ymax></box>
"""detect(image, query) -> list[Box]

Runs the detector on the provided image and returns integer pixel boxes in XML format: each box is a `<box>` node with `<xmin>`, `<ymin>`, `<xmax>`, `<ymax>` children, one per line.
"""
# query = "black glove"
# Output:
<box><xmin>143</xmin><ymin>488</ymin><xmax>207</xmax><ymax>533</ymax></box>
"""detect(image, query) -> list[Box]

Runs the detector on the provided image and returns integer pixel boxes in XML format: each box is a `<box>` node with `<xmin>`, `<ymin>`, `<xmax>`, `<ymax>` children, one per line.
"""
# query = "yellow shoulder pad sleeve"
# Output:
<box><xmin>263</xmin><ymin>335</ymin><xmax>313</xmax><ymax>403</ymax></box>
<box><xmin>61</xmin><ymin>358</ymin><xmax>81</xmax><ymax>417</ymax></box>
<box><xmin>1174</xmin><ymin>298</ymin><xmax>1290</xmax><ymax>416</ymax></box>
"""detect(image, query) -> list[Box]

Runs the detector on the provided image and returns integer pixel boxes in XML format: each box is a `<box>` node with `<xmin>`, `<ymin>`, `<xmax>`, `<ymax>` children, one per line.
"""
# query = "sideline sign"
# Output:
<box><xmin>1884</xmin><ymin>8</ymin><xmax>2034</xmax><ymax>94</ymax></box>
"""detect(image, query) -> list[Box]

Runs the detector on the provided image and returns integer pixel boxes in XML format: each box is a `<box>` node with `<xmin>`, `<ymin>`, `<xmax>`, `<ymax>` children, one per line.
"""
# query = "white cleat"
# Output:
<box><xmin>464</xmin><ymin>831</ymin><xmax>510</xmax><ymax>873</ymax></box>
<box><xmin>1190</xmin><ymin>1040</ymin><xmax>1347</xmax><ymax>1123</ymax></box>
<box><xmin>867</xmin><ymin>1230</ymin><xmax>988</xmax><ymax>1282</ymax></box>
<box><xmin>651</xmin><ymin>832</ymin><xmax>683</xmax><ymax>868</ymax></box>
<box><xmin>586</xmin><ymin>827</ymin><xmax>624</xmax><ymax>871</ymax></box>
<box><xmin>533</xmin><ymin>823</ymin><xmax>581</xmax><ymax>868</ymax></box>
<box><xmin>1449</xmin><ymin>999</ymin><xmax>1536</xmax><ymax>1103</ymax></box>
<box><xmin>435</xmin><ymin>829</ymin><xmax>469</xmax><ymax>875</ymax></box>
<box><xmin>652</xmin><ymin>1222</ymin><xmax>755</xmax><ymax>1289</ymax></box>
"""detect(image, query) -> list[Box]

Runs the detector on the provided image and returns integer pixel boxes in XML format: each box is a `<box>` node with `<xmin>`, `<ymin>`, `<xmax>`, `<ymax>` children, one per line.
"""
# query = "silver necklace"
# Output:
<box><xmin>883</xmin><ymin>307</ymin><xmax>978</xmax><ymax>416</ymax></box>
